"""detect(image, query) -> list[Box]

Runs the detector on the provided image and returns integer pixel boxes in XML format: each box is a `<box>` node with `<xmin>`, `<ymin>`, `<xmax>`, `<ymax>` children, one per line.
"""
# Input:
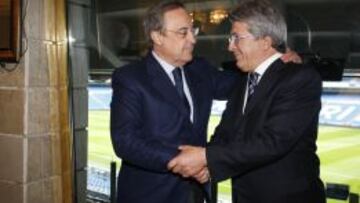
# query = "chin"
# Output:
<box><xmin>184</xmin><ymin>55</ymin><xmax>193</xmax><ymax>62</ymax></box>
<box><xmin>236</xmin><ymin>63</ymin><xmax>251</xmax><ymax>72</ymax></box>
<box><xmin>236</xmin><ymin>62</ymin><xmax>244</xmax><ymax>70</ymax></box>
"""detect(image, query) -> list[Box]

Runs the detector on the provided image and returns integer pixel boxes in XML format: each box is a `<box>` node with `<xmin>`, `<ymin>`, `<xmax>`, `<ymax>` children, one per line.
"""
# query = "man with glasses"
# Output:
<box><xmin>111</xmin><ymin>1</ymin><xmax>301</xmax><ymax>203</ymax></box>
<box><xmin>110</xmin><ymin>1</ymin><xmax>237</xmax><ymax>203</ymax></box>
<box><xmin>167</xmin><ymin>1</ymin><xmax>326</xmax><ymax>203</ymax></box>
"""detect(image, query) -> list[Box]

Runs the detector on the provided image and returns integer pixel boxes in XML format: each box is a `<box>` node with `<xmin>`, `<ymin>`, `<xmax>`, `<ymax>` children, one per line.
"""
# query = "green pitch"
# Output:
<box><xmin>89</xmin><ymin>110</ymin><xmax>360</xmax><ymax>202</ymax></box>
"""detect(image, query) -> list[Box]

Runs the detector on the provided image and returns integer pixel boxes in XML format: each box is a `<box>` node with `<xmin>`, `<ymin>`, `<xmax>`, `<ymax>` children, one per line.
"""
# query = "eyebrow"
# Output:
<box><xmin>178</xmin><ymin>26</ymin><xmax>193</xmax><ymax>30</ymax></box>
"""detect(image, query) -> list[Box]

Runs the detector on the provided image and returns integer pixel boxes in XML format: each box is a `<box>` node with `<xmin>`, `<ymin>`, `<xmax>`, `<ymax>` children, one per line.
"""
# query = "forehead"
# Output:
<box><xmin>231</xmin><ymin>21</ymin><xmax>250</xmax><ymax>33</ymax></box>
<box><xmin>163</xmin><ymin>8</ymin><xmax>192</xmax><ymax>28</ymax></box>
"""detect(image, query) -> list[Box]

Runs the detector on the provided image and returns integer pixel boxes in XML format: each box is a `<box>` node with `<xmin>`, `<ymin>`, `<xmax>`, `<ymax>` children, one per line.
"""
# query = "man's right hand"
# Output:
<box><xmin>193</xmin><ymin>167</ymin><xmax>210</xmax><ymax>184</ymax></box>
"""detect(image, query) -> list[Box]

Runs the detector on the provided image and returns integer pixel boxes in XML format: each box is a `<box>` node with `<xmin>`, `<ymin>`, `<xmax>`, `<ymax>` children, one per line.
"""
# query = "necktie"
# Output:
<box><xmin>247</xmin><ymin>72</ymin><xmax>259</xmax><ymax>102</ymax></box>
<box><xmin>172</xmin><ymin>68</ymin><xmax>190</xmax><ymax>115</ymax></box>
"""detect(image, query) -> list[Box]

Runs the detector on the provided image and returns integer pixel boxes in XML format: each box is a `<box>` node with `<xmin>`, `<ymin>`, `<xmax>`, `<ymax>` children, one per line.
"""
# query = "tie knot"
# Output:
<box><xmin>172</xmin><ymin>68</ymin><xmax>183</xmax><ymax>81</ymax></box>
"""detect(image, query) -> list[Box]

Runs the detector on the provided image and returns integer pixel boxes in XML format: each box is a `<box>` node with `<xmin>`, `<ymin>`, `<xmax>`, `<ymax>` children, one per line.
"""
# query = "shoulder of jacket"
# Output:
<box><xmin>113</xmin><ymin>60</ymin><xmax>145</xmax><ymax>76</ymax></box>
<box><xmin>280</xmin><ymin>62</ymin><xmax>322</xmax><ymax>85</ymax></box>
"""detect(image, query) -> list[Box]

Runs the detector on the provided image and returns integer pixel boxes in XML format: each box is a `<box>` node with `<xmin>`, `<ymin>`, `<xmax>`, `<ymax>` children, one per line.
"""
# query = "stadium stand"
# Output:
<box><xmin>88</xmin><ymin>81</ymin><xmax>360</xmax><ymax>203</ymax></box>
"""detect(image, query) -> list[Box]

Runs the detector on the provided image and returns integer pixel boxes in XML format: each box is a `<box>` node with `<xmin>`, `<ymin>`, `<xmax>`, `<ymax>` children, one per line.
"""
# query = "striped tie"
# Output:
<box><xmin>247</xmin><ymin>72</ymin><xmax>259</xmax><ymax>101</ymax></box>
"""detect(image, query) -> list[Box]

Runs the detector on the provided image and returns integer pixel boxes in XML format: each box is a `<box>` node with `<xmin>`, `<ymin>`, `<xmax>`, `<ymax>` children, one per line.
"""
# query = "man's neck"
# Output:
<box><xmin>152</xmin><ymin>48</ymin><xmax>184</xmax><ymax>67</ymax></box>
<box><xmin>252</xmin><ymin>51</ymin><xmax>282</xmax><ymax>76</ymax></box>
<box><xmin>251</xmin><ymin>49</ymin><xmax>278</xmax><ymax>72</ymax></box>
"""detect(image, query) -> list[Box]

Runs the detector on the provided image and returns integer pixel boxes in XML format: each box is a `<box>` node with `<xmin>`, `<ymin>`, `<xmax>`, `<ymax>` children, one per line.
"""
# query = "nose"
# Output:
<box><xmin>228</xmin><ymin>41</ymin><xmax>235</xmax><ymax>52</ymax></box>
<box><xmin>187</xmin><ymin>31</ymin><xmax>197</xmax><ymax>44</ymax></box>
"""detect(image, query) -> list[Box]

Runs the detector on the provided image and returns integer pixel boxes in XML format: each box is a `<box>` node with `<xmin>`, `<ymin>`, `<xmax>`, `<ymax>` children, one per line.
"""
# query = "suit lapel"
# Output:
<box><xmin>232</xmin><ymin>75</ymin><xmax>248</xmax><ymax>124</ymax></box>
<box><xmin>245</xmin><ymin>59</ymin><xmax>285</xmax><ymax>114</ymax></box>
<box><xmin>146</xmin><ymin>53</ymin><xmax>189</xmax><ymax>116</ymax></box>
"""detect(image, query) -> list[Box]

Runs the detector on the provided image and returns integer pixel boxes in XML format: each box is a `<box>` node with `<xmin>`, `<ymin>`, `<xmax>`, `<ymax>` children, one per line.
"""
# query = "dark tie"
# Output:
<box><xmin>172</xmin><ymin>68</ymin><xmax>191</xmax><ymax>115</ymax></box>
<box><xmin>247</xmin><ymin>72</ymin><xmax>259</xmax><ymax>102</ymax></box>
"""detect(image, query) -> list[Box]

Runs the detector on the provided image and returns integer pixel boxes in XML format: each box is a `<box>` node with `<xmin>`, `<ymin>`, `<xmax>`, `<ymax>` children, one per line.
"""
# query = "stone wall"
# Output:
<box><xmin>0</xmin><ymin>0</ymin><xmax>72</xmax><ymax>202</ymax></box>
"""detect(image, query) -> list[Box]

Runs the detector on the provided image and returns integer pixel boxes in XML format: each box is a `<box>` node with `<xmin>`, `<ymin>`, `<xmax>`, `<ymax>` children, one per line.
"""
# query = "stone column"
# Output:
<box><xmin>0</xmin><ymin>0</ymin><xmax>73</xmax><ymax>202</ymax></box>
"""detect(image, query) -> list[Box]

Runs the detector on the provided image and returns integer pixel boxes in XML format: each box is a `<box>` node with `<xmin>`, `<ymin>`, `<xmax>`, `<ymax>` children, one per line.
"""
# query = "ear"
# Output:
<box><xmin>262</xmin><ymin>36</ymin><xmax>273</xmax><ymax>50</ymax></box>
<box><xmin>151</xmin><ymin>31</ymin><xmax>163</xmax><ymax>46</ymax></box>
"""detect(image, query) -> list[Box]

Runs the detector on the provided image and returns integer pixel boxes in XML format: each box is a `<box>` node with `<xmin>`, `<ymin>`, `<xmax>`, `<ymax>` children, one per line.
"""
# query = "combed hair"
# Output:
<box><xmin>143</xmin><ymin>1</ymin><xmax>185</xmax><ymax>46</ymax></box>
<box><xmin>229</xmin><ymin>0</ymin><xmax>287</xmax><ymax>53</ymax></box>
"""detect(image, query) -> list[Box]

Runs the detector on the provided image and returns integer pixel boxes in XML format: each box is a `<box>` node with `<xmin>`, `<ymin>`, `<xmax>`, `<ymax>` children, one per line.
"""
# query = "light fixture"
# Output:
<box><xmin>209</xmin><ymin>9</ymin><xmax>228</xmax><ymax>24</ymax></box>
<box><xmin>189</xmin><ymin>11</ymin><xmax>207</xmax><ymax>24</ymax></box>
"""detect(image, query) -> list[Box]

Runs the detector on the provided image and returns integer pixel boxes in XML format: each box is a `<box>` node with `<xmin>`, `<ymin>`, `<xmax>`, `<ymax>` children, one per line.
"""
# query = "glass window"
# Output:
<box><xmin>66</xmin><ymin>0</ymin><xmax>360</xmax><ymax>202</ymax></box>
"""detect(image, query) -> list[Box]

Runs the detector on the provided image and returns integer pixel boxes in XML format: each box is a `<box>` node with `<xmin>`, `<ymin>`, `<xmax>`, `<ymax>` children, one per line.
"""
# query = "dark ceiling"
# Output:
<box><xmin>98</xmin><ymin>0</ymin><xmax>358</xmax><ymax>13</ymax></box>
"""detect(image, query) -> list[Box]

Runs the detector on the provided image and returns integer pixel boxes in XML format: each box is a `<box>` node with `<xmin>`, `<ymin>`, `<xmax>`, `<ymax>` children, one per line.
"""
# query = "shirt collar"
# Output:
<box><xmin>253</xmin><ymin>52</ymin><xmax>282</xmax><ymax>77</ymax></box>
<box><xmin>152</xmin><ymin>51</ymin><xmax>177</xmax><ymax>75</ymax></box>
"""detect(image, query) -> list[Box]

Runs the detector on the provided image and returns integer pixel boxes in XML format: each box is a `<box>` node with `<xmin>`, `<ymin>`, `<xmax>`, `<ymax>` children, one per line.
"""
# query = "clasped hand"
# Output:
<box><xmin>167</xmin><ymin>145</ymin><xmax>209</xmax><ymax>183</ymax></box>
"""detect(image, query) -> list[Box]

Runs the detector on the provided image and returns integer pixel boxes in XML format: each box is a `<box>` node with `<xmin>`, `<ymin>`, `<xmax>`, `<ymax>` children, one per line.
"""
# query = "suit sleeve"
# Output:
<box><xmin>110</xmin><ymin>70</ymin><xmax>178</xmax><ymax>172</ymax></box>
<box><xmin>200</xmin><ymin>59</ymin><xmax>239</xmax><ymax>100</ymax></box>
<box><xmin>209</xmin><ymin>76</ymin><xmax>244</xmax><ymax>145</ymax></box>
<box><xmin>196</xmin><ymin>59</ymin><xmax>239</xmax><ymax>144</ymax></box>
<box><xmin>206</xmin><ymin>67</ymin><xmax>322</xmax><ymax>182</ymax></box>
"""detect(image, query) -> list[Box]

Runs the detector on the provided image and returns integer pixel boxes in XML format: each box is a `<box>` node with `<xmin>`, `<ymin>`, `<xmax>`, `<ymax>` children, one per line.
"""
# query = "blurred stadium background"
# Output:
<box><xmin>87</xmin><ymin>81</ymin><xmax>360</xmax><ymax>203</ymax></box>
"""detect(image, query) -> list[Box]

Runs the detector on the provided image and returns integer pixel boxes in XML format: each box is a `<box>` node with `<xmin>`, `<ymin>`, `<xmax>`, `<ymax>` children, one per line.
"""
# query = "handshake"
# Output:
<box><xmin>167</xmin><ymin>145</ymin><xmax>210</xmax><ymax>184</ymax></box>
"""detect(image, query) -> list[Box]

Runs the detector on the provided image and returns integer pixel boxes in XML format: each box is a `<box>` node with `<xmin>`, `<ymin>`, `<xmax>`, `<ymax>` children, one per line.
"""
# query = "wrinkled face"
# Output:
<box><xmin>152</xmin><ymin>8</ymin><xmax>197</xmax><ymax>67</ymax></box>
<box><xmin>228</xmin><ymin>21</ymin><xmax>266</xmax><ymax>72</ymax></box>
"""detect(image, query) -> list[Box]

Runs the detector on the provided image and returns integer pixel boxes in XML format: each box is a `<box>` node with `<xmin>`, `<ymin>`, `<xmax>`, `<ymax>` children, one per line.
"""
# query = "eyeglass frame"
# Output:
<box><xmin>162</xmin><ymin>27</ymin><xmax>200</xmax><ymax>38</ymax></box>
<box><xmin>228</xmin><ymin>33</ymin><xmax>254</xmax><ymax>44</ymax></box>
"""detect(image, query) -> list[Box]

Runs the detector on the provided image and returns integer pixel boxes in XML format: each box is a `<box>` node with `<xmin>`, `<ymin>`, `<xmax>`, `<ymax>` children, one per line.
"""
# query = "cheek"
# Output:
<box><xmin>182</xmin><ymin>42</ymin><xmax>192</xmax><ymax>50</ymax></box>
<box><xmin>235</xmin><ymin>43</ymin><xmax>249</xmax><ymax>56</ymax></box>
<box><xmin>181</xmin><ymin>45</ymin><xmax>193</xmax><ymax>55</ymax></box>
<box><xmin>241</xmin><ymin>45</ymin><xmax>257</xmax><ymax>60</ymax></box>
<box><xmin>238</xmin><ymin>44</ymin><xmax>250</xmax><ymax>54</ymax></box>
<box><xmin>169</xmin><ymin>44</ymin><xmax>183</xmax><ymax>57</ymax></box>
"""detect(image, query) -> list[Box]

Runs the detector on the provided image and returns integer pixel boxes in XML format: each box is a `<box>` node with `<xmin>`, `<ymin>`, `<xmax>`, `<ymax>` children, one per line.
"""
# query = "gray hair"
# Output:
<box><xmin>143</xmin><ymin>1</ymin><xmax>185</xmax><ymax>46</ymax></box>
<box><xmin>229</xmin><ymin>0</ymin><xmax>287</xmax><ymax>53</ymax></box>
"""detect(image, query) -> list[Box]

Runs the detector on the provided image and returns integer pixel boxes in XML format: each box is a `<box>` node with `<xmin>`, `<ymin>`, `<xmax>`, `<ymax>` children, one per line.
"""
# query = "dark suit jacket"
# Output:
<box><xmin>206</xmin><ymin>59</ymin><xmax>326</xmax><ymax>203</ymax></box>
<box><xmin>110</xmin><ymin>52</ymin><xmax>237</xmax><ymax>203</ymax></box>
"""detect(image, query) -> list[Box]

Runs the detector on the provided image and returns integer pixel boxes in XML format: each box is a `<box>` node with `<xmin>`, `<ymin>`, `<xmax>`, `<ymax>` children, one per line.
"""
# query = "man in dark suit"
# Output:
<box><xmin>110</xmin><ymin>1</ymin><xmax>237</xmax><ymax>203</ymax></box>
<box><xmin>168</xmin><ymin>1</ymin><xmax>326</xmax><ymax>203</ymax></box>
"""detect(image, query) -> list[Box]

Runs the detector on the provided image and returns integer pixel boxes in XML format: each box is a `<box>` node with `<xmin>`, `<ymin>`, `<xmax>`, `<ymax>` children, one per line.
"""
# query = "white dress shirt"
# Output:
<box><xmin>243</xmin><ymin>52</ymin><xmax>283</xmax><ymax>113</ymax></box>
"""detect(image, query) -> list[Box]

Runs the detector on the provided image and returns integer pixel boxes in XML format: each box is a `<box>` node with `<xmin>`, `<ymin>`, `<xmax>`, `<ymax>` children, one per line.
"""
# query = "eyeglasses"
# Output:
<box><xmin>163</xmin><ymin>27</ymin><xmax>200</xmax><ymax>38</ymax></box>
<box><xmin>228</xmin><ymin>33</ymin><xmax>254</xmax><ymax>44</ymax></box>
